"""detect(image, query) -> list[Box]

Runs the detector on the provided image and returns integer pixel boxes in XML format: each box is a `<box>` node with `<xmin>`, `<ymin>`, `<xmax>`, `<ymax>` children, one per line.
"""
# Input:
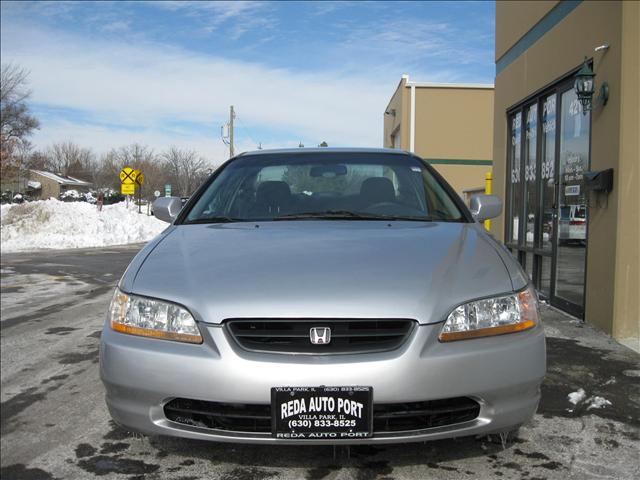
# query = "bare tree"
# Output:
<box><xmin>1</xmin><ymin>64</ymin><xmax>39</xmax><ymax>145</ymax></box>
<box><xmin>44</xmin><ymin>141</ymin><xmax>95</xmax><ymax>180</ymax></box>
<box><xmin>0</xmin><ymin>63</ymin><xmax>40</xmax><ymax>187</ymax></box>
<box><xmin>92</xmin><ymin>150</ymin><xmax>122</xmax><ymax>190</ymax></box>
<box><xmin>94</xmin><ymin>144</ymin><xmax>167</xmax><ymax>199</ymax></box>
<box><xmin>162</xmin><ymin>146</ymin><xmax>210</xmax><ymax>197</ymax></box>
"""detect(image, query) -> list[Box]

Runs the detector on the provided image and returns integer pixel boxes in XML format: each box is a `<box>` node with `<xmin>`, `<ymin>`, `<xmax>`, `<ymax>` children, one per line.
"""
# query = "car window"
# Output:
<box><xmin>183</xmin><ymin>154</ymin><xmax>464</xmax><ymax>223</ymax></box>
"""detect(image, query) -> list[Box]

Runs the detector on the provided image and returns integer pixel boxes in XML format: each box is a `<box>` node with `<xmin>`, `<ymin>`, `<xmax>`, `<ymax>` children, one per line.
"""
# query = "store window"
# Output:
<box><xmin>523</xmin><ymin>104</ymin><xmax>537</xmax><ymax>250</ymax></box>
<box><xmin>505</xmin><ymin>69</ymin><xmax>590</xmax><ymax>318</ymax></box>
<box><xmin>392</xmin><ymin>130</ymin><xmax>401</xmax><ymax>149</ymax></box>
<box><xmin>508</xmin><ymin>112</ymin><xmax>522</xmax><ymax>245</ymax></box>
<box><xmin>540</xmin><ymin>94</ymin><xmax>556</xmax><ymax>253</ymax></box>
<box><xmin>555</xmin><ymin>89</ymin><xmax>589</xmax><ymax>308</ymax></box>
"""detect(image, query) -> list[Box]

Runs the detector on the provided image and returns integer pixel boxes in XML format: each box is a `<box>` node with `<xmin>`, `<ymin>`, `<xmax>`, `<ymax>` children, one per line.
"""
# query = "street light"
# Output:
<box><xmin>574</xmin><ymin>57</ymin><xmax>608</xmax><ymax>114</ymax></box>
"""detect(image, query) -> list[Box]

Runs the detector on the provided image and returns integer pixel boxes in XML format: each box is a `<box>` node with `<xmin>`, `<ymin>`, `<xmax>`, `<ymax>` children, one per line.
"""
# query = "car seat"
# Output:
<box><xmin>359</xmin><ymin>177</ymin><xmax>396</xmax><ymax>206</ymax></box>
<box><xmin>252</xmin><ymin>181</ymin><xmax>293</xmax><ymax>216</ymax></box>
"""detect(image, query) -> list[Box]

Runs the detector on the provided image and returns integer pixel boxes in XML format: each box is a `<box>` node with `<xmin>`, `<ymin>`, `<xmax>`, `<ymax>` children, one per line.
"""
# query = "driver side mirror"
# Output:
<box><xmin>469</xmin><ymin>194</ymin><xmax>502</xmax><ymax>222</ymax></box>
<box><xmin>153</xmin><ymin>196</ymin><xmax>183</xmax><ymax>223</ymax></box>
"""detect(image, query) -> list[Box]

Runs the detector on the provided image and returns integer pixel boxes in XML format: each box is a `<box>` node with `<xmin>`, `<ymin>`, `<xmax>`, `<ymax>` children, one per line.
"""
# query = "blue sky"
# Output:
<box><xmin>1</xmin><ymin>1</ymin><xmax>495</xmax><ymax>163</ymax></box>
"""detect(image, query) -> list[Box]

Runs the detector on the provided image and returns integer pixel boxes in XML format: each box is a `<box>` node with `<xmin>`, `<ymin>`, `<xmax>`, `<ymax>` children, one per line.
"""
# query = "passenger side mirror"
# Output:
<box><xmin>153</xmin><ymin>196</ymin><xmax>183</xmax><ymax>223</ymax></box>
<box><xmin>469</xmin><ymin>194</ymin><xmax>503</xmax><ymax>222</ymax></box>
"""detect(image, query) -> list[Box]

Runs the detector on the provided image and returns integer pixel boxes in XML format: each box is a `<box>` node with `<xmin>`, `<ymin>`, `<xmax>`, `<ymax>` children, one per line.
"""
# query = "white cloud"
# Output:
<box><xmin>30</xmin><ymin>118</ymin><xmax>226</xmax><ymax>160</ymax></box>
<box><xmin>2</xmin><ymin>21</ymin><xmax>393</xmax><ymax>162</ymax></box>
<box><xmin>149</xmin><ymin>1</ymin><xmax>272</xmax><ymax>37</ymax></box>
<box><xmin>31</xmin><ymin>117</ymin><xmax>296</xmax><ymax>163</ymax></box>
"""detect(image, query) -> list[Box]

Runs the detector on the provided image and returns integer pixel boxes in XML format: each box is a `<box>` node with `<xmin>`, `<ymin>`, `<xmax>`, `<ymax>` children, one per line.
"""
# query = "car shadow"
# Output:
<box><xmin>146</xmin><ymin>432</ymin><xmax>514</xmax><ymax>471</ymax></box>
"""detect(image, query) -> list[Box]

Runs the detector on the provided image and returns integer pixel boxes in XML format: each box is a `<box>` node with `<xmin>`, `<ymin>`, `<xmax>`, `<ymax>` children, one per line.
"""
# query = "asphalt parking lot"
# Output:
<box><xmin>1</xmin><ymin>245</ymin><xmax>639</xmax><ymax>480</ymax></box>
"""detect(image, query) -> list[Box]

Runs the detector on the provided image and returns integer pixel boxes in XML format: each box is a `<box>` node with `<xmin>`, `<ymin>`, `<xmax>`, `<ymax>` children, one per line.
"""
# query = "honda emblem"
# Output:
<box><xmin>309</xmin><ymin>327</ymin><xmax>331</xmax><ymax>345</ymax></box>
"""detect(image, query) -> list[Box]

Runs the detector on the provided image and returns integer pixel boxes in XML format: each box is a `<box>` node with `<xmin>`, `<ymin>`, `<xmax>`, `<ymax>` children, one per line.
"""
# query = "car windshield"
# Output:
<box><xmin>183</xmin><ymin>153</ymin><xmax>465</xmax><ymax>223</ymax></box>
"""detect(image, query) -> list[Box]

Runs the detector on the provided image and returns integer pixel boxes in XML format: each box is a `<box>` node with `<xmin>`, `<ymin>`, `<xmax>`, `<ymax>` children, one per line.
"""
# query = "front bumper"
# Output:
<box><xmin>100</xmin><ymin>321</ymin><xmax>546</xmax><ymax>445</ymax></box>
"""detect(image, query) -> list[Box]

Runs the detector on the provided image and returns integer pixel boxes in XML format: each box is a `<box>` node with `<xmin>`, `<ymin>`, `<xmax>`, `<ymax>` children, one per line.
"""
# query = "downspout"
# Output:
<box><xmin>409</xmin><ymin>84</ymin><xmax>416</xmax><ymax>153</ymax></box>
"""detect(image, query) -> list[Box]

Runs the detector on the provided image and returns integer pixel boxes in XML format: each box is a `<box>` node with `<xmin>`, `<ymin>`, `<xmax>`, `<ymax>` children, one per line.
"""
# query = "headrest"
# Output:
<box><xmin>256</xmin><ymin>181</ymin><xmax>291</xmax><ymax>204</ymax></box>
<box><xmin>360</xmin><ymin>177</ymin><xmax>395</xmax><ymax>203</ymax></box>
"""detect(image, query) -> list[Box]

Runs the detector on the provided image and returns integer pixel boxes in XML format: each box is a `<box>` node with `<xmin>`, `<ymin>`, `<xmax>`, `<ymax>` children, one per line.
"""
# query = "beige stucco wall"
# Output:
<box><xmin>493</xmin><ymin>1</ymin><xmax>636</xmax><ymax>339</ymax></box>
<box><xmin>495</xmin><ymin>1</ymin><xmax>559</xmax><ymax>60</ymax></box>
<box><xmin>430</xmin><ymin>164</ymin><xmax>492</xmax><ymax>197</ymax></box>
<box><xmin>414</xmin><ymin>87</ymin><xmax>493</xmax><ymax>195</ymax></box>
<box><xmin>383</xmin><ymin>77</ymin><xmax>408</xmax><ymax>149</ymax></box>
<box><xmin>413</xmin><ymin>88</ymin><xmax>494</xmax><ymax>161</ymax></box>
<box><xmin>612</xmin><ymin>0</ymin><xmax>640</xmax><ymax>349</ymax></box>
<box><xmin>30</xmin><ymin>172</ymin><xmax>61</xmax><ymax>200</ymax></box>
<box><xmin>383</xmin><ymin>81</ymin><xmax>494</xmax><ymax>196</ymax></box>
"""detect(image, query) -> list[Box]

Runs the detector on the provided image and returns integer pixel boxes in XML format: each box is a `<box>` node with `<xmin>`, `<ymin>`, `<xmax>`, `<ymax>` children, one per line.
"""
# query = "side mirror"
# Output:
<box><xmin>153</xmin><ymin>196</ymin><xmax>183</xmax><ymax>223</ymax></box>
<box><xmin>469</xmin><ymin>194</ymin><xmax>503</xmax><ymax>222</ymax></box>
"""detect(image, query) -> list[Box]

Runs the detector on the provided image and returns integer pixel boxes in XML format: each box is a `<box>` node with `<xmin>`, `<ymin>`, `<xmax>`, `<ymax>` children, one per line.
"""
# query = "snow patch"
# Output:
<box><xmin>568</xmin><ymin>389</ymin><xmax>586</xmax><ymax>405</ymax></box>
<box><xmin>1</xmin><ymin>199</ymin><xmax>167</xmax><ymax>252</ymax></box>
<box><xmin>587</xmin><ymin>396</ymin><xmax>612</xmax><ymax>410</ymax></box>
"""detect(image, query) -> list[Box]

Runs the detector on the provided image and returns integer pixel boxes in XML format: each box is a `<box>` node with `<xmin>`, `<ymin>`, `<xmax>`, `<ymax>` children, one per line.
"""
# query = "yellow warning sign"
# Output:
<box><xmin>121</xmin><ymin>183</ymin><xmax>136</xmax><ymax>195</ymax></box>
<box><xmin>119</xmin><ymin>167</ymin><xmax>138</xmax><ymax>185</ymax></box>
<box><xmin>135</xmin><ymin>172</ymin><xmax>145</xmax><ymax>186</ymax></box>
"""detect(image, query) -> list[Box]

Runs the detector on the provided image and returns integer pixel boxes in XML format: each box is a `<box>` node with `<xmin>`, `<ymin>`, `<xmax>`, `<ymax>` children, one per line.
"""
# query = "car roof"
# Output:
<box><xmin>238</xmin><ymin>147</ymin><xmax>412</xmax><ymax>157</ymax></box>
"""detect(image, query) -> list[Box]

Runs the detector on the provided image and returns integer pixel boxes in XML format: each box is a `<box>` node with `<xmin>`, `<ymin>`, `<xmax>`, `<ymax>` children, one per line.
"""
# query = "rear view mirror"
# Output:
<box><xmin>310</xmin><ymin>165</ymin><xmax>347</xmax><ymax>178</ymax></box>
<box><xmin>153</xmin><ymin>196</ymin><xmax>183</xmax><ymax>223</ymax></box>
<box><xmin>469</xmin><ymin>194</ymin><xmax>503</xmax><ymax>222</ymax></box>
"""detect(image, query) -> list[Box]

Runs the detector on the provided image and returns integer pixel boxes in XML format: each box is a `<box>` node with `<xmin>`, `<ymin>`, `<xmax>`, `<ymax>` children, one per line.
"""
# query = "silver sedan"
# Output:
<box><xmin>100</xmin><ymin>148</ymin><xmax>545</xmax><ymax>445</ymax></box>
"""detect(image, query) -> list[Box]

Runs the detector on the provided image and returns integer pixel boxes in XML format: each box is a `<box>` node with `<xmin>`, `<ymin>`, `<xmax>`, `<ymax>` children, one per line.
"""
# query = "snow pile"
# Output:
<box><xmin>59</xmin><ymin>190</ymin><xmax>97</xmax><ymax>203</ymax></box>
<box><xmin>587</xmin><ymin>396</ymin><xmax>612</xmax><ymax>410</ymax></box>
<box><xmin>1</xmin><ymin>199</ymin><xmax>167</xmax><ymax>252</ymax></box>
<box><xmin>567</xmin><ymin>388</ymin><xmax>612</xmax><ymax>412</ymax></box>
<box><xmin>60</xmin><ymin>189</ymin><xmax>83</xmax><ymax>200</ymax></box>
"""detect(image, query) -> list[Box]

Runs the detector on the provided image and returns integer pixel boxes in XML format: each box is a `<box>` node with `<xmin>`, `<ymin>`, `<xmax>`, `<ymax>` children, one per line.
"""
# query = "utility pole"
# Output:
<box><xmin>221</xmin><ymin>105</ymin><xmax>236</xmax><ymax>158</ymax></box>
<box><xmin>229</xmin><ymin>105</ymin><xmax>235</xmax><ymax>158</ymax></box>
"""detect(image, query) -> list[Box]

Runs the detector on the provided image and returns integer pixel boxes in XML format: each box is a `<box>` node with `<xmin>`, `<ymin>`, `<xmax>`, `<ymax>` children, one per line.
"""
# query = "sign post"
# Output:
<box><xmin>135</xmin><ymin>171</ymin><xmax>144</xmax><ymax>214</ymax></box>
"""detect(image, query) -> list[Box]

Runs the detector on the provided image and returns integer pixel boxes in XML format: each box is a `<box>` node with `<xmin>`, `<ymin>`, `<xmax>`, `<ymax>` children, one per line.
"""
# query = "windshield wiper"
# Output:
<box><xmin>273</xmin><ymin>211</ymin><xmax>432</xmax><ymax>221</ymax></box>
<box><xmin>184</xmin><ymin>216</ymin><xmax>244</xmax><ymax>224</ymax></box>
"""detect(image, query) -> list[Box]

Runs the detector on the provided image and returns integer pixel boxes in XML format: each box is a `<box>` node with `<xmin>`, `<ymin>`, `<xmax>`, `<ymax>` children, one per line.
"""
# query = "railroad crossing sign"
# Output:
<box><xmin>135</xmin><ymin>172</ymin><xmax>145</xmax><ymax>186</ymax></box>
<box><xmin>119</xmin><ymin>167</ymin><xmax>138</xmax><ymax>185</ymax></box>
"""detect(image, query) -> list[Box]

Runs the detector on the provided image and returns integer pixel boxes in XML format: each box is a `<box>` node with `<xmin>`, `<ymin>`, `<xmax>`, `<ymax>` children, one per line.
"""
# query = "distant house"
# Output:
<box><xmin>28</xmin><ymin>170</ymin><xmax>92</xmax><ymax>200</ymax></box>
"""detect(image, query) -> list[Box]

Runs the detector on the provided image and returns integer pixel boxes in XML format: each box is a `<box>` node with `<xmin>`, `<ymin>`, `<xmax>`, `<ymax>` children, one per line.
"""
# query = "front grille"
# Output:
<box><xmin>225</xmin><ymin>318</ymin><xmax>415</xmax><ymax>354</ymax></box>
<box><xmin>163</xmin><ymin>397</ymin><xmax>480</xmax><ymax>434</ymax></box>
<box><xmin>164</xmin><ymin>399</ymin><xmax>270</xmax><ymax>433</ymax></box>
<box><xmin>373</xmin><ymin>397</ymin><xmax>481</xmax><ymax>432</ymax></box>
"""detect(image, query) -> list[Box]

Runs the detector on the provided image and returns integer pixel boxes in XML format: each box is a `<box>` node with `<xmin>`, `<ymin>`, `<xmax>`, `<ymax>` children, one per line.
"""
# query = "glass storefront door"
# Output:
<box><xmin>554</xmin><ymin>88</ymin><xmax>589</xmax><ymax>313</ymax></box>
<box><xmin>505</xmin><ymin>76</ymin><xmax>590</xmax><ymax>318</ymax></box>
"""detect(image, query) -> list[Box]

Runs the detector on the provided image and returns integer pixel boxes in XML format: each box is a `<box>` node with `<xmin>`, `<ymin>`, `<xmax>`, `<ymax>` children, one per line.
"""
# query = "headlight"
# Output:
<box><xmin>439</xmin><ymin>288</ymin><xmax>539</xmax><ymax>342</ymax></box>
<box><xmin>108</xmin><ymin>289</ymin><xmax>202</xmax><ymax>344</ymax></box>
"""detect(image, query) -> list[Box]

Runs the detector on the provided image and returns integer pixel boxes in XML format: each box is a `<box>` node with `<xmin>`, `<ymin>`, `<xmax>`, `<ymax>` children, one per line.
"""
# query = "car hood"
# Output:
<box><xmin>129</xmin><ymin>221</ymin><xmax>515</xmax><ymax>325</ymax></box>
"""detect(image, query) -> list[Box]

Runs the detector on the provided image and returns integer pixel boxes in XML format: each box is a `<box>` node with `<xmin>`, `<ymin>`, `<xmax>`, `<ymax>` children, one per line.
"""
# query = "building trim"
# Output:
<box><xmin>407</xmin><ymin>82</ymin><xmax>494</xmax><ymax>89</ymax></box>
<box><xmin>495</xmin><ymin>0</ymin><xmax>583</xmax><ymax>75</ymax></box>
<box><xmin>425</xmin><ymin>159</ymin><xmax>493</xmax><ymax>166</ymax></box>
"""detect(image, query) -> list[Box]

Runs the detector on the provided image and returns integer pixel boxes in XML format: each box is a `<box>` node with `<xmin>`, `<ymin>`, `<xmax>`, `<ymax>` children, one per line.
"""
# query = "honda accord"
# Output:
<box><xmin>100</xmin><ymin>148</ymin><xmax>545</xmax><ymax>444</ymax></box>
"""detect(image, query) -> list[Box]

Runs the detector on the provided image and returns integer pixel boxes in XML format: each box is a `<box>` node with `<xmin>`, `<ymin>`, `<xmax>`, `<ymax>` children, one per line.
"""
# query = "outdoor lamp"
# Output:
<box><xmin>574</xmin><ymin>57</ymin><xmax>608</xmax><ymax>114</ymax></box>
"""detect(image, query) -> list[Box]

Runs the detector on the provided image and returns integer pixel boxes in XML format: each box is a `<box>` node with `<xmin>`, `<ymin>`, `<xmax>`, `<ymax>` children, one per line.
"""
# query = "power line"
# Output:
<box><xmin>235</xmin><ymin>115</ymin><xmax>262</xmax><ymax>150</ymax></box>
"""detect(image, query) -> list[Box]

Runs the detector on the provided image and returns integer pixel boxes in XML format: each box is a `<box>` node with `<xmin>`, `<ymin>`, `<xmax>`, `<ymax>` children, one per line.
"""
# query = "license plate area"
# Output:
<box><xmin>271</xmin><ymin>386</ymin><xmax>373</xmax><ymax>439</ymax></box>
